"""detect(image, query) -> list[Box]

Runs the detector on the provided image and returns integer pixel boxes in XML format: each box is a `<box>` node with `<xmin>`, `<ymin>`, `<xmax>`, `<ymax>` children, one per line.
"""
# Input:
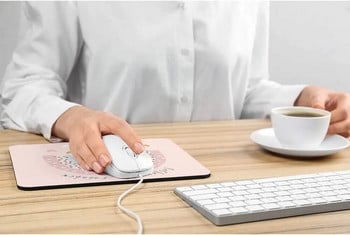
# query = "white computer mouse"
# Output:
<box><xmin>102</xmin><ymin>135</ymin><xmax>154</xmax><ymax>179</ymax></box>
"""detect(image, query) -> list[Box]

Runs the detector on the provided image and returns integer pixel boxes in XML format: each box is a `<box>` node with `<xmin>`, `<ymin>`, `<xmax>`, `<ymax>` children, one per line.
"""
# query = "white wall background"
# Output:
<box><xmin>270</xmin><ymin>1</ymin><xmax>350</xmax><ymax>92</ymax></box>
<box><xmin>0</xmin><ymin>1</ymin><xmax>350</xmax><ymax>98</ymax></box>
<box><xmin>0</xmin><ymin>2</ymin><xmax>20</xmax><ymax>80</ymax></box>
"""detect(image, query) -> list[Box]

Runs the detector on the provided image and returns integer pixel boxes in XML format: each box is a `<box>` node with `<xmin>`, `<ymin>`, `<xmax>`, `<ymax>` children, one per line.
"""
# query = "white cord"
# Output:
<box><xmin>117</xmin><ymin>175</ymin><xmax>144</xmax><ymax>235</ymax></box>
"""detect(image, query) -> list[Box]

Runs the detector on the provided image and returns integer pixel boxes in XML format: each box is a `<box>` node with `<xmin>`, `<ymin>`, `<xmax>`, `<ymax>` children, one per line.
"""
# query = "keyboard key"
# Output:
<box><xmin>183</xmin><ymin>189</ymin><xmax>218</xmax><ymax>196</ymax></box>
<box><xmin>246</xmin><ymin>205</ymin><xmax>265</xmax><ymax>212</ymax></box>
<box><xmin>212</xmin><ymin>209</ymin><xmax>232</xmax><ymax>216</ymax></box>
<box><xmin>190</xmin><ymin>193</ymin><xmax>218</xmax><ymax>200</ymax></box>
<box><xmin>245</xmin><ymin>199</ymin><xmax>262</xmax><ymax>205</ymax></box>
<box><xmin>197</xmin><ymin>199</ymin><xmax>215</xmax><ymax>205</ymax></box>
<box><xmin>214</xmin><ymin>197</ymin><xmax>231</xmax><ymax>203</ymax></box>
<box><xmin>229</xmin><ymin>201</ymin><xmax>246</xmax><ymax>207</ymax></box>
<box><xmin>229</xmin><ymin>207</ymin><xmax>249</xmax><ymax>214</ymax></box>
<box><xmin>204</xmin><ymin>203</ymin><xmax>230</xmax><ymax>210</ymax></box>
<box><xmin>278</xmin><ymin>201</ymin><xmax>295</xmax><ymax>208</ymax></box>
<box><xmin>262</xmin><ymin>203</ymin><xmax>280</xmax><ymax>210</ymax></box>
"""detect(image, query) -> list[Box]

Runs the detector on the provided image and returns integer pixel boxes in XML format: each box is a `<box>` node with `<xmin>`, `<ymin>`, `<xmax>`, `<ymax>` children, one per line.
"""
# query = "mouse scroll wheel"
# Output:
<box><xmin>123</xmin><ymin>146</ymin><xmax>137</xmax><ymax>158</ymax></box>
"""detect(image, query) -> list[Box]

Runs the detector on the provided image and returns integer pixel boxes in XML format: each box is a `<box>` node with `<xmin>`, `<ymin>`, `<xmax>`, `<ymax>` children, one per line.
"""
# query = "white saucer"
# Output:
<box><xmin>250</xmin><ymin>128</ymin><xmax>350</xmax><ymax>157</ymax></box>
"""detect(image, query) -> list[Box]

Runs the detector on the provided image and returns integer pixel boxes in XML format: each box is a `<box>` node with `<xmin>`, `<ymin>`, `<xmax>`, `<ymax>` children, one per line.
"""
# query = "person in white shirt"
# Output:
<box><xmin>1</xmin><ymin>1</ymin><xmax>350</xmax><ymax>174</ymax></box>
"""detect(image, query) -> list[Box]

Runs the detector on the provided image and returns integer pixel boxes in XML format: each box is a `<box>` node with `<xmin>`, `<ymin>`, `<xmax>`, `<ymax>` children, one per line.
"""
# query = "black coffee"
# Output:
<box><xmin>283</xmin><ymin>111</ymin><xmax>324</xmax><ymax>117</ymax></box>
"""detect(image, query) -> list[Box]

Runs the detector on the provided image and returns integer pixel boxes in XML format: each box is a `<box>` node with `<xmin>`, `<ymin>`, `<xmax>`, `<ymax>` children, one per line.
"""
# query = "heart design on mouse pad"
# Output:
<box><xmin>43</xmin><ymin>149</ymin><xmax>166</xmax><ymax>175</ymax></box>
<box><xmin>147</xmin><ymin>150</ymin><xmax>166</xmax><ymax>168</ymax></box>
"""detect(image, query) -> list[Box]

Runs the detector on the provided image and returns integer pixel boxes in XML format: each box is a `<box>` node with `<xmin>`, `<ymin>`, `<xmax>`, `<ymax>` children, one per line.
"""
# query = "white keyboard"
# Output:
<box><xmin>174</xmin><ymin>170</ymin><xmax>350</xmax><ymax>225</ymax></box>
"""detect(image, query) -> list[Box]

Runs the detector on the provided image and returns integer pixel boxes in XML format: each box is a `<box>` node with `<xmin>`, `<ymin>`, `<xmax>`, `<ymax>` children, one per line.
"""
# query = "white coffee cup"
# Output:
<box><xmin>271</xmin><ymin>106</ymin><xmax>331</xmax><ymax>148</ymax></box>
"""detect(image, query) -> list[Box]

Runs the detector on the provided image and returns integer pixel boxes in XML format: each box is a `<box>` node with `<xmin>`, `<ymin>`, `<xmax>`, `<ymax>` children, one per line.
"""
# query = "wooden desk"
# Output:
<box><xmin>1</xmin><ymin>119</ymin><xmax>350</xmax><ymax>233</ymax></box>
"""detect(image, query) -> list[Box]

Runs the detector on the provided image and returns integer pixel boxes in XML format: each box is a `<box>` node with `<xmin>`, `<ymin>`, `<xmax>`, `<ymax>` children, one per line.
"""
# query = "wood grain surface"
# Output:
<box><xmin>1</xmin><ymin>119</ymin><xmax>350</xmax><ymax>233</ymax></box>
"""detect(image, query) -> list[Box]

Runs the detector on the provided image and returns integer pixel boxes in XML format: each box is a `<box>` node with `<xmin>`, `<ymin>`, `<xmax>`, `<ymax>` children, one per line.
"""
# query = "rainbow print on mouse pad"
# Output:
<box><xmin>9</xmin><ymin>138</ymin><xmax>210</xmax><ymax>190</ymax></box>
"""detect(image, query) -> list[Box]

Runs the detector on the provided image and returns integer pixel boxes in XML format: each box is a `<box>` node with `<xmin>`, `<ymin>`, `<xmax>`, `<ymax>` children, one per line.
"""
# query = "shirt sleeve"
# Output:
<box><xmin>0</xmin><ymin>2</ymin><xmax>83</xmax><ymax>139</ymax></box>
<box><xmin>241</xmin><ymin>1</ymin><xmax>306</xmax><ymax>119</ymax></box>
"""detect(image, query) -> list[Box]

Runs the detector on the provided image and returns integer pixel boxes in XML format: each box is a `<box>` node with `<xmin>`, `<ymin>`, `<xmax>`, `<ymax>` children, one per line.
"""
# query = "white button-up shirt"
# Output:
<box><xmin>0</xmin><ymin>1</ymin><xmax>304</xmax><ymax>139</ymax></box>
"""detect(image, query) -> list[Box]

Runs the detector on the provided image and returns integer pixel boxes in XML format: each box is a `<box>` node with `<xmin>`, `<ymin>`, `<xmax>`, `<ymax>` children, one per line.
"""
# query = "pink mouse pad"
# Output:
<box><xmin>9</xmin><ymin>138</ymin><xmax>210</xmax><ymax>190</ymax></box>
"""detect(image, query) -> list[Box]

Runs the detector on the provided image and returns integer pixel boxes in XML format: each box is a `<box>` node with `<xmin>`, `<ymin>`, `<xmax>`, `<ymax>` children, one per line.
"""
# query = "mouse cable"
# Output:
<box><xmin>117</xmin><ymin>175</ymin><xmax>144</xmax><ymax>235</ymax></box>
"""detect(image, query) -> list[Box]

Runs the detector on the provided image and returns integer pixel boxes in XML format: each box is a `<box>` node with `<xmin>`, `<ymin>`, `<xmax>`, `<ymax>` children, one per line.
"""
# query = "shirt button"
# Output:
<box><xmin>181</xmin><ymin>96</ymin><xmax>188</xmax><ymax>103</ymax></box>
<box><xmin>181</xmin><ymin>48</ymin><xmax>190</xmax><ymax>56</ymax></box>
<box><xmin>178</xmin><ymin>2</ymin><xmax>185</xmax><ymax>9</ymax></box>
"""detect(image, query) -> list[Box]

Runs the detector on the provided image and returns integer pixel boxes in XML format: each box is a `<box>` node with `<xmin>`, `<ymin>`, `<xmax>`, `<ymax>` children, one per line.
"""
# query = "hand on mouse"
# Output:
<box><xmin>294</xmin><ymin>85</ymin><xmax>350</xmax><ymax>137</ymax></box>
<box><xmin>52</xmin><ymin>106</ymin><xmax>145</xmax><ymax>173</ymax></box>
